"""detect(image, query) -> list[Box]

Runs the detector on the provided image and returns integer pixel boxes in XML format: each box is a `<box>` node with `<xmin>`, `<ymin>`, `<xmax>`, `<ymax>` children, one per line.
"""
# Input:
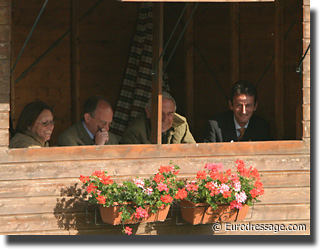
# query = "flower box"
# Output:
<box><xmin>99</xmin><ymin>203</ymin><xmax>171</xmax><ymax>225</ymax></box>
<box><xmin>80</xmin><ymin>164</ymin><xmax>180</xmax><ymax>234</ymax></box>
<box><xmin>180</xmin><ymin>199</ymin><xmax>249</xmax><ymax>225</ymax></box>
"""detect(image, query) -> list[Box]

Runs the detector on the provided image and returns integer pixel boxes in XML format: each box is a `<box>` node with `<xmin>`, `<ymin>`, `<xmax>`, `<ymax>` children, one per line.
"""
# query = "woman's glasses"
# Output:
<box><xmin>38</xmin><ymin>120</ymin><xmax>55</xmax><ymax>127</ymax></box>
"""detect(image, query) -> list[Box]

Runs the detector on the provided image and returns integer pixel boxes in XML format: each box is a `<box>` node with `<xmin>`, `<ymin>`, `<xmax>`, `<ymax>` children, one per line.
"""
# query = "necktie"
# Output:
<box><xmin>238</xmin><ymin>127</ymin><xmax>246</xmax><ymax>141</ymax></box>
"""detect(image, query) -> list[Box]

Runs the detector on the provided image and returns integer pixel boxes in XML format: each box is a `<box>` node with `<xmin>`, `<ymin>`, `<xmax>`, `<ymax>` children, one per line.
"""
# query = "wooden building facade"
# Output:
<box><xmin>0</xmin><ymin>0</ymin><xmax>310</xmax><ymax>235</ymax></box>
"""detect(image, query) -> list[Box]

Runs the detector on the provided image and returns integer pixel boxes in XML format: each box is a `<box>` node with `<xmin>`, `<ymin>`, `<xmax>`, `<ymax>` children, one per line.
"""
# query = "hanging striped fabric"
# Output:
<box><xmin>110</xmin><ymin>3</ymin><xmax>168</xmax><ymax>140</ymax></box>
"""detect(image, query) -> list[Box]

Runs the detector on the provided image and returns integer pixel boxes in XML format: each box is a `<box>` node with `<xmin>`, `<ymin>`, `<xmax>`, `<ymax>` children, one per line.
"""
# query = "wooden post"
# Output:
<box><xmin>302</xmin><ymin>0</ymin><xmax>310</xmax><ymax>141</ymax></box>
<box><xmin>70</xmin><ymin>0</ymin><xmax>80</xmax><ymax>123</ymax></box>
<box><xmin>151</xmin><ymin>3</ymin><xmax>163</xmax><ymax>144</ymax></box>
<box><xmin>185</xmin><ymin>3</ymin><xmax>194</xmax><ymax>131</ymax></box>
<box><xmin>9</xmin><ymin>1</ymin><xmax>15</xmax><ymax>129</ymax></box>
<box><xmin>230</xmin><ymin>3</ymin><xmax>240</xmax><ymax>87</ymax></box>
<box><xmin>275</xmin><ymin>0</ymin><xmax>285</xmax><ymax>139</ymax></box>
<box><xmin>1</xmin><ymin>0</ymin><xmax>11</xmax><ymax>147</ymax></box>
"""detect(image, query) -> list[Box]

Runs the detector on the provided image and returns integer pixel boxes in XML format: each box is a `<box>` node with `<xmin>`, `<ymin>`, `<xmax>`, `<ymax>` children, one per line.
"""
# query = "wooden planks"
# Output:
<box><xmin>0</xmin><ymin>187</ymin><xmax>310</xmax><ymax>216</ymax></box>
<box><xmin>0</xmin><ymin>171</ymin><xmax>310</xmax><ymax>199</ymax></box>
<box><xmin>1</xmin><ymin>140</ymin><xmax>310</xmax><ymax>163</ymax></box>
<box><xmin>0</xmin><ymin>205</ymin><xmax>309</xmax><ymax>234</ymax></box>
<box><xmin>121</xmin><ymin>0</ymin><xmax>275</xmax><ymax>2</ymax></box>
<box><xmin>0</xmin><ymin>144</ymin><xmax>310</xmax><ymax>235</ymax></box>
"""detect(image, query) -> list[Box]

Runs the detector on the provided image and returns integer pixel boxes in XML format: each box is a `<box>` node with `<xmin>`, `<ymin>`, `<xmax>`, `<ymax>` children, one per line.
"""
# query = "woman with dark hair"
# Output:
<box><xmin>9</xmin><ymin>101</ymin><xmax>55</xmax><ymax>148</ymax></box>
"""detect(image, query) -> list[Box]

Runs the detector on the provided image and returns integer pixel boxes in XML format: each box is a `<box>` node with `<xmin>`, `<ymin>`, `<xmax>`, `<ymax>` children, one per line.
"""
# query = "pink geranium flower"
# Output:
<box><xmin>124</xmin><ymin>226</ymin><xmax>132</xmax><ymax>235</ymax></box>
<box><xmin>134</xmin><ymin>178</ymin><xmax>145</xmax><ymax>188</ymax></box>
<box><xmin>144</xmin><ymin>186</ymin><xmax>153</xmax><ymax>195</ymax></box>
<box><xmin>157</xmin><ymin>182</ymin><xmax>169</xmax><ymax>192</ymax></box>
<box><xmin>235</xmin><ymin>191</ymin><xmax>247</xmax><ymax>203</ymax></box>
<box><xmin>218</xmin><ymin>183</ymin><xmax>230</xmax><ymax>194</ymax></box>
<box><xmin>134</xmin><ymin>207</ymin><xmax>149</xmax><ymax>219</ymax></box>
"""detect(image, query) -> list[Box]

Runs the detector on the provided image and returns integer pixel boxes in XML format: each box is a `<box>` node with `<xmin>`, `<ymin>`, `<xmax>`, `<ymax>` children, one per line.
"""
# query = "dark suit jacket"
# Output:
<box><xmin>203</xmin><ymin>111</ymin><xmax>273</xmax><ymax>142</ymax></box>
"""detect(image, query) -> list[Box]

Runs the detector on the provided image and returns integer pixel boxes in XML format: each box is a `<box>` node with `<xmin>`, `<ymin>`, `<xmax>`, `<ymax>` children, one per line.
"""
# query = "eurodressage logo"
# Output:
<box><xmin>212</xmin><ymin>222</ymin><xmax>223</xmax><ymax>232</ymax></box>
<box><xmin>212</xmin><ymin>222</ymin><xmax>307</xmax><ymax>233</ymax></box>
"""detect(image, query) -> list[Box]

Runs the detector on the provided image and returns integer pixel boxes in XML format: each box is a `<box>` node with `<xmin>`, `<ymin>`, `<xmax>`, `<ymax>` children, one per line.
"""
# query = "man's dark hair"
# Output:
<box><xmin>230</xmin><ymin>80</ymin><xmax>257</xmax><ymax>105</ymax></box>
<box><xmin>83</xmin><ymin>95</ymin><xmax>110</xmax><ymax>119</ymax></box>
<box><xmin>16</xmin><ymin>101</ymin><xmax>53</xmax><ymax>134</ymax></box>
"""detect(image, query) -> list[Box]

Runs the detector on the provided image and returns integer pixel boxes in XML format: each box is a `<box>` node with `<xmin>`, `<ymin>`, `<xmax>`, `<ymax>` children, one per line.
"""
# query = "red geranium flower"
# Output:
<box><xmin>154</xmin><ymin>173</ymin><xmax>164</xmax><ymax>183</ymax></box>
<box><xmin>79</xmin><ymin>175</ymin><xmax>90</xmax><ymax>183</ymax></box>
<box><xmin>101</xmin><ymin>175</ymin><xmax>113</xmax><ymax>185</ymax></box>
<box><xmin>175</xmin><ymin>188</ymin><xmax>188</xmax><ymax>200</ymax></box>
<box><xmin>161</xmin><ymin>194</ymin><xmax>173</xmax><ymax>204</ymax></box>
<box><xmin>159</xmin><ymin>165</ymin><xmax>174</xmax><ymax>173</ymax></box>
<box><xmin>196</xmin><ymin>170</ymin><xmax>206</xmax><ymax>180</ymax></box>
<box><xmin>92</xmin><ymin>170</ymin><xmax>105</xmax><ymax>179</ymax></box>
<box><xmin>87</xmin><ymin>183</ymin><xmax>97</xmax><ymax>193</ymax></box>
<box><xmin>97</xmin><ymin>195</ymin><xmax>106</xmax><ymax>205</ymax></box>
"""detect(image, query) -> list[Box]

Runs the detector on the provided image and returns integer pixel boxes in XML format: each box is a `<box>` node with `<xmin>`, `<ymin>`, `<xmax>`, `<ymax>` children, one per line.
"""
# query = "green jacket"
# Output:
<box><xmin>120</xmin><ymin>112</ymin><xmax>196</xmax><ymax>144</ymax></box>
<box><xmin>57</xmin><ymin>121</ymin><xmax>118</xmax><ymax>146</ymax></box>
<box><xmin>9</xmin><ymin>130</ymin><xmax>49</xmax><ymax>148</ymax></box>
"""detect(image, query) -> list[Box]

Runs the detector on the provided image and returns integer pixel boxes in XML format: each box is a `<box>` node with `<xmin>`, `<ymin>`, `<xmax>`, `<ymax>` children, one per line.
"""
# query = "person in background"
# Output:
<box><xmin>58</xmin><ymin>95</ymin><xmax>118</xmax><ymax>146</ymax></box>
<box><xmin>203</xmin><ymin>80</ymin><xmax>273</xmax><ymax>142</ymax></box>
<box><xmin>9</xmin><ymin>101</ymin><xmax>54</xmax><ymax>148</ymax></box>
<box><xmin>121</xmin><ymin>91</ymin><xmax>195</xmax><ymax>144</ymax></box>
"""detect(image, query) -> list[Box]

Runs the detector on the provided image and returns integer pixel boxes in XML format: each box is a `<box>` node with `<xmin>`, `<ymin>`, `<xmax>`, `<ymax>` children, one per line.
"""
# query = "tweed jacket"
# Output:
<box><xmin>9</xmin><ymin>130</ymin><xmax>49</xmax><ymax>148</ymax></box>
<box><xmin>120</xmin><ymin>112</ymin><xmax>196</xmax><ymax>144</ymax></box>
<box><xmin>203</xmin><ymin>111</ymin><xmax>273</xmax><ymax>142</ymax></box>
<box><xmin>57</xmin><ymin>121</ymin><xmax>118</xmax><ymax>146</ymax></box>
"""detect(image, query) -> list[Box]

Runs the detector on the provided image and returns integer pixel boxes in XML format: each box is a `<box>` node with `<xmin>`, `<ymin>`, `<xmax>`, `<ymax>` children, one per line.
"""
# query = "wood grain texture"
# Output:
<box><xmin>0</xmin><ymin>205</ymin><xmax>309</xmax><ymax>234</ymax></box>
<box><xmin>1</xmin><ymin>140</ymin><xmax>310</xmax><ymax>164</ymax></box>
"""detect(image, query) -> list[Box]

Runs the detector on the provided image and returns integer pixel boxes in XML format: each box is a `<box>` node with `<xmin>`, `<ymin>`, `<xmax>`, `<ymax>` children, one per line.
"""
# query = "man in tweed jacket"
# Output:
<box><xmin>58</xmin><ymin>96</ymin><xmax>118</xmax><ymax>146</ymax></box>
<box><xmin>121</xmin><ymin>92</ymin><xmax>195</xmax><ymax>144</ymax></box>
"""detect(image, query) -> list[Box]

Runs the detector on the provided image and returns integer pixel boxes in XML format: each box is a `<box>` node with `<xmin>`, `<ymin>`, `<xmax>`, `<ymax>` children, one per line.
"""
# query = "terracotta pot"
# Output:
<box><xmin>180</xmin><ymin>200</ymin><xmax>249</xmax><ymax>225</ymax></box>
<box><xmin>99</xmin><ymin>203</ymin><xmax>171</xmax><ymax>225</ymax></box>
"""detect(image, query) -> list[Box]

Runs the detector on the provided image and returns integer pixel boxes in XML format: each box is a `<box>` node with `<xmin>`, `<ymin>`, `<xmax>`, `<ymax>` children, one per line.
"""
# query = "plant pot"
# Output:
<box><xmin>180</xmin><ymin>200</ymin><xmax>249</xmax><ymax>225</ymax></box>
<box><xmin>99</xmin><ymin>203</ymin><xmax>171</xmax><ymax>225</ymax></box>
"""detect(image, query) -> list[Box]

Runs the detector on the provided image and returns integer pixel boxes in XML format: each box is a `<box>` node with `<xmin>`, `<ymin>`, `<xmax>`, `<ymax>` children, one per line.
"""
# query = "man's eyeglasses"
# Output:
<box><xmin>38</xmin><ymin>120</ymin><xmax>55</xmax><ymax>127</ymax></box>
<box><xmin>98</xmin><ymin>121</ymin><xmax>112</xmax><ymax>128</ymax></box>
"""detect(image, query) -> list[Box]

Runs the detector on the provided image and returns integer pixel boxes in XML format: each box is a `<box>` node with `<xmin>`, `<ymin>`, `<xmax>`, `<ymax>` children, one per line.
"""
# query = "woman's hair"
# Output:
<box><xmin>15</xmin><ymin>101</ymin><xmax>53</xmax><ymax>134</ymax></box>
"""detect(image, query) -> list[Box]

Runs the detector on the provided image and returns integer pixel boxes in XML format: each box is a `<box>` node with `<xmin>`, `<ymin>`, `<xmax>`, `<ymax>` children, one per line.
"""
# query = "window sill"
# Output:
<box><xmin>1</xmin><ymin>140</ymin><xmax>310</xmax><ymax>164</ymax></box>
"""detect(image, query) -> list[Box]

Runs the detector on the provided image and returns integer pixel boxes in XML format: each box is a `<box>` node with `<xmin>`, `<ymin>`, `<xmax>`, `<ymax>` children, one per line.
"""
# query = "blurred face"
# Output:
<box><xmin>29</xmin><ymin>109</ymin><xmax>54</xmax><ymax>142</ymax></box>
<box><xmin>84</xmin><ymin>101</ymin><xmax>113</xmax><ymax>135</ymax></box>
<box><xmin>161</xmin><ymin>99</ymin><xmax>175</xmax><ymax>133</ymax></box>
<box><xmin>146</xmin><ymin>98</ymin><xmax>176</xmax><ymax>133</ymax></box>
<box><xmin>229</xmin><ymin>94</ymin><xmax>257</xmax><ymax>127</ymax></box>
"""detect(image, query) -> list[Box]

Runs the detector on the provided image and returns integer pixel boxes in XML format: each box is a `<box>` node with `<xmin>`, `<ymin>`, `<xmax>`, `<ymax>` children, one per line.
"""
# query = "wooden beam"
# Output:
<box><xmin>2</xmin><ymin>140</ymin><xmax>309</xmax><ymax>163</ymax></box>
<box><xmin>151</xmin><ymin>3</ymin><xmax>163</xmax><ymax>144</ymax></box>
<box><xmin>230</xmin><ymin>3</ymin><xmax>240</xmax><ymax>86</ymax></box>
<box><xmin>274</xmin><ymin>0</ymin><xmax>285</xmax><ymax>139</ymax></box>
<box><xmin>302</xmin><ymin>0</ymin><xmax>310</xmax><ymax>141</ymax></box>
<box><xmin>185</xmin><ymin>3</ymin><xmax>194</xmax><ymax>130</ymax></box>
<box><xmin>70</xmin><ymin>0</ymin><xmax>80</xmax><ymax>123</ymax></box>
<box><xmin>121</xmin><ymin>0</ymin><xmax>275</xmax><ymax>2</ymax></box>
<box><xmin>9</xmin><ymin>2</ymin><xmax>16</xmax><ymax>132</ymax></box>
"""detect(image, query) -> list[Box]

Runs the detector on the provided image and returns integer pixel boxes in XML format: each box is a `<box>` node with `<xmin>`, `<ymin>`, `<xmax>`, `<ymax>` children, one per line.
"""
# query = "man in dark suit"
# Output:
<box><xmin>203</xmin><ymin>80</ymin><xmax>273</xmax><ymax>142</ymax></box>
